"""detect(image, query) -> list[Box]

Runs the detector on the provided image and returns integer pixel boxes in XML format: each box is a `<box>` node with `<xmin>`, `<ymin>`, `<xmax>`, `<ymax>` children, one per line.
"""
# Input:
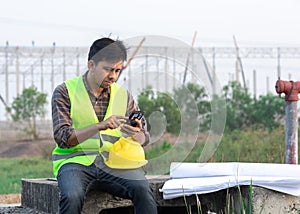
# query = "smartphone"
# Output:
<box><xmin>128</xmin><ymin>110</ymin><xmax>145</xmax><ymax>127</ymax></box>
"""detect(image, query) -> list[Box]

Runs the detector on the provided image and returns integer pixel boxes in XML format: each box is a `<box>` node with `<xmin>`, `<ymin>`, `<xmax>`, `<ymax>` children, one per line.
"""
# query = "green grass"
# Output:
<box><xmin>145</xmin><ymin>126</ymin><xmax>294</xmax><ymax>175</ymax></box>
<box><xmin>211</xmin><ymin>127</ymin><xmax>287</xmax><ymax>163</ymax></box>
<box><xmin>0</xmin><ymin>158</ymin><xmax>53</xmax><ymax>194</ymax></box>
<box><xmin>146</xmin><ymin>126</ymin><xmax>289</xmax><ymax>164</ymax></box>
<box><xmin>0</xmin><ymin>126</ymin><xmax>296</xmax><ymax>194</ymax></box>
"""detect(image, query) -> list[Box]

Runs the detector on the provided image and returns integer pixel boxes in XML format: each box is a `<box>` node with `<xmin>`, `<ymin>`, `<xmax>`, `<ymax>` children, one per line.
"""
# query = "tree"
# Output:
<box><xmin>156</xmin><ymin>91</ymin><xmax>181</xmax><ymax>134</ymax></box>
<box><xmin>251</xmin><ymin>93</ymin><xmax>285</xmax><ymax>130</ymax></box>
<box><xmin>223</xmin><ymin>81</ymin><xmax>253</xmax><ymax>131</ymax></box>
<box><xmin>6</xmin><ymin>87</ymin><xmax>47</xmax><ymax>140</ymax></box>
<box><xmin>138</xmin><ymin>86</ymin><xmax>181</xmax><ymax>135</ymax></box>
<box><xmin>173</xmin><ymin>83</ymin><xmax>210</xmax><ymax>133</ymax></box>
<box><xmin>138</xmin><ymin>83</ymin><xmax>211</xmax><ymax>135</ymax></box>
<box><xmin>222</xmin><ymin>81</ymin><xmax>285</xmax><ymax>131</ymax></box>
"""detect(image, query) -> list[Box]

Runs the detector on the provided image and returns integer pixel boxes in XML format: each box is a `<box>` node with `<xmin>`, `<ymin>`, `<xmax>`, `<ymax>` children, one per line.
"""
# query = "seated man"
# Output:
<box><xmin>51</xmin><ymin>37</ymin><xmax>157</xmax><ymax>214</ymax></box>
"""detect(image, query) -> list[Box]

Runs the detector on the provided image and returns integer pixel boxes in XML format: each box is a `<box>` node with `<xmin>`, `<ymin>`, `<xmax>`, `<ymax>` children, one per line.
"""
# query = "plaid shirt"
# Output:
<box><xmin>52</xmin><ymin>72</ymin><xmax>149</xmax><ymax>148</ymax></box>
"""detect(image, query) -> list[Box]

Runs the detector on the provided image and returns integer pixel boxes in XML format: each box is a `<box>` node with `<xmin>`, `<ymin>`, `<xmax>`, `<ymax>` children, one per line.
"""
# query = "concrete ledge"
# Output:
<box><xmin>22</xmin><ymin>176</ymin><xmax>199</xmax><ymax>214</ymax></box>
<box><xmin>21</xmin><ymin>178</ymin><xmax>60</xmax><ymax>214</ymax></box>
<box><xmin>21</xmin><ymin>177</ymin><xmax>300</xmax><ymax>213</ymax></box>
<box><xmin>251</xmin><ymin>186</ymin><xmax>300</xmax><ymax>213</ymax></box>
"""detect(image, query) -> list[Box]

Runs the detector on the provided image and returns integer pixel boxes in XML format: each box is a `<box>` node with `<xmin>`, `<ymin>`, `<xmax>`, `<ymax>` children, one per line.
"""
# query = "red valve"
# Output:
<box><xmin>275</xmin><ymin>80</ymin><xmax>300</xmax><ymax>102</ymax></box>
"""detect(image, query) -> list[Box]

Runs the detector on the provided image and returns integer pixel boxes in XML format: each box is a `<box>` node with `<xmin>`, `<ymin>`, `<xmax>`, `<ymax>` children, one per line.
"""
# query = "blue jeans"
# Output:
<box><xmin>57</xmin><ymin>161</ymin><xmax>157</xmax><ymax>214</ymax></box>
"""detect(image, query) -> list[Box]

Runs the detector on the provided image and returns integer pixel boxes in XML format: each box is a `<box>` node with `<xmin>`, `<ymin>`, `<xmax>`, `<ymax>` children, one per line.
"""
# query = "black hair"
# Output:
<box><xmin>88</xmin><ymin>38</ymin><xmax>127</xmax><ymax>64</ymax></box>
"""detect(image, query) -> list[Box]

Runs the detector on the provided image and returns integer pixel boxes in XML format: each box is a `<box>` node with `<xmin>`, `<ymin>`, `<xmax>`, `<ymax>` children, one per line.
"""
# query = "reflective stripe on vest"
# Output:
<box><xmin>51</xmin><ymin>134</ymin><xmax>120</xmax><ymax>161</ymax></box>
<box><xmin>52</xmin><ymin>76</ymin><xmax>127</xmax><ymax>177</ymax></box>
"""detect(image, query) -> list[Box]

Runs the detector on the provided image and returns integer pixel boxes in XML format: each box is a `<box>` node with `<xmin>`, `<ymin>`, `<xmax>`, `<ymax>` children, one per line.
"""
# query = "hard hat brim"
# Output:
<box><xmin>105</xmin><ymin>159</ymin><xmax>148</xmax><ymax>169</ymax></box>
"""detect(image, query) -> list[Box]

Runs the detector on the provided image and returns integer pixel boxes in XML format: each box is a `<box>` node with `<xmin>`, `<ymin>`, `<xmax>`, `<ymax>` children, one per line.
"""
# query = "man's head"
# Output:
<box><xmin>87</xmin><ymin>38</ymin><xmax>127</xmax><ymax>89</ymax></box>
<box><xmin>88</xmin><ymin>38</ymin><xmax>127</xmax><ymax>64</ymax></box>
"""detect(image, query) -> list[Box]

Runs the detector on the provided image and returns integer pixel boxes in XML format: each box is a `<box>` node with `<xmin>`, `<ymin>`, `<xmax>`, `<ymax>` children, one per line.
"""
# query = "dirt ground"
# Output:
<box><xmin>0</xmin><ymin>194</ymin><xmax>21</xmax><ymax>204</ymax></box>
<box><xmin>0</xmin><ymin>120</ymin><xmax>55</xmax><ymax>158</ymax></box>
<box><xmin>0</xmin><ymin>139</ymin><xmax>55</xmax><ymax>158</ymax></box>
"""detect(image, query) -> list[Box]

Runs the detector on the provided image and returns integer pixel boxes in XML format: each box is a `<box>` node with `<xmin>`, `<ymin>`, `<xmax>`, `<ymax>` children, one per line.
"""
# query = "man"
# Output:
<box><xmin>51</xmin><ymin>37</ymin><xmax>157</xmax><ymax>214</ymax></box>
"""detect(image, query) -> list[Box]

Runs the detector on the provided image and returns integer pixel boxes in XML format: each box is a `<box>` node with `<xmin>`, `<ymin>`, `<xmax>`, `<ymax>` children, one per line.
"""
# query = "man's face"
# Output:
<box><xmin>89</xmin><ymin>60</ymin><xmax>123</xmax><ymax>89</ymax></box>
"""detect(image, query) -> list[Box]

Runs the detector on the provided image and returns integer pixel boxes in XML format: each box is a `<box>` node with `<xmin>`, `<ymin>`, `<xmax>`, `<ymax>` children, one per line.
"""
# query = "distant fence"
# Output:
<box><xmin>0</xmin><ymin>120</ymin><xmax>53</xmax><ymax>142</ymax></box>
<box><xmin>1</xmin><ymin>43</ymin><xmax>300</xmax><ymax>121</ymax></box>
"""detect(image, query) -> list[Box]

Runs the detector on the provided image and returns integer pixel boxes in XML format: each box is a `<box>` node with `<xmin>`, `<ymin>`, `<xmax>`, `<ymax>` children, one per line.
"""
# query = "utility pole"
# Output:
<box><xmin>212</xmin><ymin>47</ymin><xmax>216</xmax><ymax>94</ymax></box>
<box><xmin>145</xmin><ymin>48</ymin><xmax>149</xmax><ymax>87</ymax></box>
<box><xmin>233</xmin><ymin>35</ymin><xmax>247</xmax><ymax>89</ymax></box>
<box><xmin>172</xmin><ymin>50</ymin><xmax>176</xmax><ymax>89</ymax></box>
<box><xmin>76</xmin><ymin>51</ymin><xmax>80</xmax><ymax>77</ymax></box>
<box><xmin>128</xmin><ymin>64</ymin><xmax>132</xmax><ymax>92</ymax></box>
<box><xmin>156</xmin><ymin>57</ymin><xmax>160</xmax><ymax>91</ymax></box>
<box><xmin>183</xmin><ymin>31</ymin><xmax>197</xmax><ymax>84</ymax></box>
<box><xmin>253</xmin><ymin>70</ymin><xmax>257</xmax><ymax>99</ymax></box>
<box><xmin>266</xmin><ymin>76</ymin><xmax>270</xmax><ymax>94</ymax></box>
<box><xmin>277</xmin><ymin>47</ymin><xmax>281</xmax><ymax>79</ymax></box>
<box><xmin>31</xmin><ymin>65</ymin><xmax>34</xmax><ymax>87</ymax></box>
<box><xmin>16</xmin><ymin>46</ymin><xmax>20</xmax><ymax>95</ymax></box>
<box><xmin>51</xmin><ymin>42</ymin><xmax>56</xmax><ymax>92</ymax></box>
<box><xmin>5</xmin><ymin>41</ymin><xmax>9</xmax><ymax>106</ymax></box>
<box><xmin>40</xmin><ymin>55</ymin><xmax>44</xmax><ymax>93</ymax></box>
<box><xmin>63</xmin><ymin>50</ymin><xmax>66</xmax><ymax>81</ymax></box>
<box><xmin>165</xmin><ymin>47</ymin><xmax>168</xmax><ymax>92</ymax></box>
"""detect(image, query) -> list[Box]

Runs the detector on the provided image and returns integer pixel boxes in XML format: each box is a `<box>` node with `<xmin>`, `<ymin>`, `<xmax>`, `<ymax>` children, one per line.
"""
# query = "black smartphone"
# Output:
<box><xmin>128</xmin><ymin>110</ymin><xmax>145</xmax><ymax>127</ymax></box>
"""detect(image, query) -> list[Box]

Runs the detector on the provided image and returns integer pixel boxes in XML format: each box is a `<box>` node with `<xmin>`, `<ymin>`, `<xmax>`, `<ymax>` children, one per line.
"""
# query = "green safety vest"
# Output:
<box><xmin>52</xmin><ymin>76</ymin><xmax>128</xmax><ymax>177</ymax></box>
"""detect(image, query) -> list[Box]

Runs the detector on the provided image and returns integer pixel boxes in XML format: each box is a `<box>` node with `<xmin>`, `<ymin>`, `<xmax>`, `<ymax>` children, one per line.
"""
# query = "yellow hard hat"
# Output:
<box><xmin>104</xmin><ymin>137</ymin><xmax>148</xmax><ymax>169</ymax></box>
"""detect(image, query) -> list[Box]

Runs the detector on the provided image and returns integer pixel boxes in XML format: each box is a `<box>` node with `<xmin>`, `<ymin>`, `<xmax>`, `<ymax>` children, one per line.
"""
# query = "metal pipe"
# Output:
<box><xmin>275</xmin><ymin>80</ymin><xmax>300</xmax><ymax>164</ymax></box>
<box><xmin>285</xmin><ymin>101</ymin><xmax>298</xmax><ymax>164</ymax></box>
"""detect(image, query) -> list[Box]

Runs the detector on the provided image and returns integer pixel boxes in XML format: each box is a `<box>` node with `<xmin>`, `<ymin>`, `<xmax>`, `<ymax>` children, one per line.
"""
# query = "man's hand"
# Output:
<box><xmin>120</xmin><ymin>119</ymin><xmax>146</xmax><ymax>145</ymax></box>
<box><xmin>98</xmin><ymin>115</ymin><xmax>127</xmax><ymax>130</ymax></box>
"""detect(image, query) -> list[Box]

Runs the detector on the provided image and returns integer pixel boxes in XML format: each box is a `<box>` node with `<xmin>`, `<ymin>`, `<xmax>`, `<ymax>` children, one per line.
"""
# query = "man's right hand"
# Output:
<box><xmin>98</xmin><ymin>115</ymin><xmax>127</xmax><ymax>130</ymax></box>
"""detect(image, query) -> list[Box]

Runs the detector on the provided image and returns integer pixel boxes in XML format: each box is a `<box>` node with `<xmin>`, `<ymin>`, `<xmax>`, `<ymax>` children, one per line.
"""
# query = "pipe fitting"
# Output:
<box><xmin>275</xmin><ymin>80</ymin><xmax>300</xmax><ymax>102</ymax></box>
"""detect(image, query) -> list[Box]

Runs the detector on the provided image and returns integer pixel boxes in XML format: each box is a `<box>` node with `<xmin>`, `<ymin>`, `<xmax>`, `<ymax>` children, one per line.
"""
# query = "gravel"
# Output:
<box><xmin>0</xmin><ymin>205</ymin><xmax>49</xmax><ymax>214</ymax></box>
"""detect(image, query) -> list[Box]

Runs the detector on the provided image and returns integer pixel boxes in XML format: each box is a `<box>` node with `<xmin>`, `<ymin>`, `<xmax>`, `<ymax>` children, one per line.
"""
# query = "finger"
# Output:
<box><xmin>134</xmin><ymin>119</ymin><xmax>142</xmax><ymax>129</ymax></box>
<box><xmin>117</xmin><ymin>118</ymin><xmax>127</xmax><ymax>124</ymax></box>
<box><xmin>120</xmin><ymin>124</ymin><xmax>131</xmax><ymax>132</ymax></box>
<box><xmin>121</xmin><ymin>124</ymin><xmax>140</xmax><ymax>135</ymax></box>
<box><xmin>115</xmin><ymin>115</ymin><xmax>128</xmax><ymax>120</ymax></box>
<box><xmin>122</xmin><ymin>124</ymin><xmax>139</xmax><ymax>131</ymax></box>
<box><xmin>107</xmin><ymin>120</ymin><xmax>119</xmax><ymax>129</ymax></box>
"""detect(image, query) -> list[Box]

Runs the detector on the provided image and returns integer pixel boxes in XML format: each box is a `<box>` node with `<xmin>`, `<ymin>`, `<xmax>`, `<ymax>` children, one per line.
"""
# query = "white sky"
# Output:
<box><xmin>0</xmin><ymin>0</ymin><xmax>300</xmax><ymax>47</ymax></box>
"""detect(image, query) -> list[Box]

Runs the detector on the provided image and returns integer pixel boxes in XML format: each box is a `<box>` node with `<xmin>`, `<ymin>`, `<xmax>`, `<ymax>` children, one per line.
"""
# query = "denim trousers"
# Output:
<box><xmin>57</xmin><ymin>161</ymin><xmax>158</xmax><ymax>214</ymax></box>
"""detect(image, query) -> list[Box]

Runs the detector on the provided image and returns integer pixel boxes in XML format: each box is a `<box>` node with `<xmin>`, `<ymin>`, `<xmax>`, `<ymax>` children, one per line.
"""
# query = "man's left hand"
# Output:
<box><xmin>120</xmin><ymin>119</ymin><xmax>145</xmax><ymax>145</ymax></box>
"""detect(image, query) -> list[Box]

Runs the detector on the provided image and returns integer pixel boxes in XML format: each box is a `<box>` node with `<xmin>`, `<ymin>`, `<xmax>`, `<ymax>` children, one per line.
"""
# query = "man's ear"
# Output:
<box><xmin>88</xmin><ymin>60</ymin><xmax>95</xmax><ymax>71</ymax></box>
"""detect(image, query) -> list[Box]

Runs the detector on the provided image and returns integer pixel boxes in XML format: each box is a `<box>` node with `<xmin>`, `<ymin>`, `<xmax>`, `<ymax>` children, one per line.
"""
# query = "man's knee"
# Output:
<box><xmin>132</xmin><ymin>180</ymin><xmax>154</xmax><ymax>197</ymax></box>
<box><xmin>61</xmin><ymin>188</ymin><xmax>85</xmax><ymax>204</ymax></box>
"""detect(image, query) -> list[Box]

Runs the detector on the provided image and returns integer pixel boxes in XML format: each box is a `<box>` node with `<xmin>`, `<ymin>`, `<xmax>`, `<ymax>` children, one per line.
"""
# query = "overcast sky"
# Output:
<box><xmin>0</xmin><ymin>0</ymin><xmax>300</xmax><ymax>47</ymax></box>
